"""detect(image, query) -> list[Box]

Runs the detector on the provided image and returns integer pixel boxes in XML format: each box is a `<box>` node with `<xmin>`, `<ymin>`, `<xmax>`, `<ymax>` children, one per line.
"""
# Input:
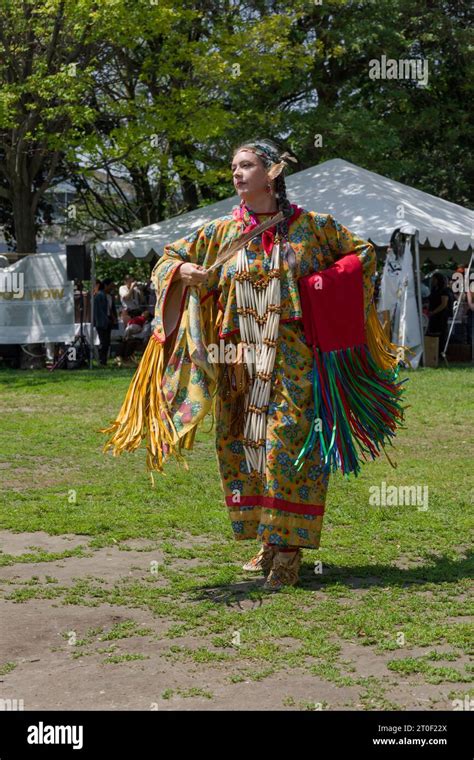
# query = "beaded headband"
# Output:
<box><xmin>235</xmin><ymin>142</ymin><xmax>298</xmax><ymax>180</ymax></box>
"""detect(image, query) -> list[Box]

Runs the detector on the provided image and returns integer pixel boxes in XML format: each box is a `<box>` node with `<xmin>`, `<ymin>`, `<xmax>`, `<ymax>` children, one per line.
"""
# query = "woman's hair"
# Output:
<box><xmin>232</xmin><ymin>138</ymin><xmax>297</xmax><ymax>240</ymax></box>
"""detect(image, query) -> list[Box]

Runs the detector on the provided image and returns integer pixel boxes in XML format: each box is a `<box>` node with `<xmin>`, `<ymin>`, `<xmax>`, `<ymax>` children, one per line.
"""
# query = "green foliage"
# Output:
<box><xmin>0</xmin><ymin>0</ymin><xmax>471</xmax><ymax>253</ymax></box>
<box><xmin>94</xmin><ymin>257</ymin><xmax>153</xmax><ymax>285</ymax></box>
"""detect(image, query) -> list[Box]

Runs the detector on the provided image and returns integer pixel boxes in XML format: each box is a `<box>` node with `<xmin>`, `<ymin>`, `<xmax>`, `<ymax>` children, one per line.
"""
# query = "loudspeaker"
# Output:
<box><xmin>66</xmin><ymin>244</ymin><xmax>91</xmax><ymax>280</ymax></box>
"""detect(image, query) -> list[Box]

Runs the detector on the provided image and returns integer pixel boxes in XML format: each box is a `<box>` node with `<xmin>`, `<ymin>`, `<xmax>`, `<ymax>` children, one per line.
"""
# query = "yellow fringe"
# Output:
<box><xmin>101</xmin><ymin>336</ymin><xmax>188</xmax><ymax>477</ymax></box>
<box><xmin>366</xmin><ymin>303</ymin><xmax>400</xmax><ymax>372</ymax></box>
<box><xmin>102</xmin><ymin>303</ymin><xmax>406</xmax><ymax>480</ymax></box>
<box><xmin>365</xmin><ymin>303</ymin><xmax>411</xmax><ymax>472</ymax></box>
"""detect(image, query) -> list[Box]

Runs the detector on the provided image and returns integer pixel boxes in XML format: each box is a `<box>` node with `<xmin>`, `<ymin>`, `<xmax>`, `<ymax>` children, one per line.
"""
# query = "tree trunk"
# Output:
<box><xmin>11</xmin><ymin>183</ymin><xmax>37</xmax><ymax>254</ymax></box>
<box><xmin>181</xmin><ymin>177</ymin><xmax>199</xmax><ymax>211</ymax></box>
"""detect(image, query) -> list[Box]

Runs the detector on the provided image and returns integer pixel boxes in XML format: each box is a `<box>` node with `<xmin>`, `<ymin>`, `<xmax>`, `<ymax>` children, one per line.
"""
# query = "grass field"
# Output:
<box><xmin>0</xmin><ymin>365</ymin><xmax>472</xmax><ymax>711</ymax></box>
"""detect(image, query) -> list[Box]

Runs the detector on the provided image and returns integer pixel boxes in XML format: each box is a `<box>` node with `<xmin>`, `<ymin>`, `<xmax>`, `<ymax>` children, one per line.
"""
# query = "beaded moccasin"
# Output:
<box><xmin>242</xmin><ymin>543</ymin><xmax>277</xmax><ymax>575</ymax></box>
<box><xmin>262</xmin><ymin>548</ymin><xmax>302</xmax><ymax>591</ymax></box>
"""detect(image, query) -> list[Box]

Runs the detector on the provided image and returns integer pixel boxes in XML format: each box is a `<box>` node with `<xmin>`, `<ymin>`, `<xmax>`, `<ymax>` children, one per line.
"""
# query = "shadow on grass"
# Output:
<box><xmin>199</xmin><ymin>579</ymin><xmax>267</xmax><ymax>608</ymax></box>
<box><xmin>194</xmin><ymin>550</ymin><xmax>473</xmax><ymax>605</ymax></box>
<box><xmin>300</xmin><ymin>550</ymin><xmax>473</xmax><ymax>590</ymax></box>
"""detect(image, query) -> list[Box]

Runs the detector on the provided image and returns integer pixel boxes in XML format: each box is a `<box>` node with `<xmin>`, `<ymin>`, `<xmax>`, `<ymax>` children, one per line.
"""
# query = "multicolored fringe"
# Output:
<box><xmin>101</xmin><ymin>335</ymin><xmax>194</xmax><ymax>483</ymax></box>
<box><xmin>294</xmin><ymin>306</ymin><xmax>408</xmax><ymax>477</ymax></box>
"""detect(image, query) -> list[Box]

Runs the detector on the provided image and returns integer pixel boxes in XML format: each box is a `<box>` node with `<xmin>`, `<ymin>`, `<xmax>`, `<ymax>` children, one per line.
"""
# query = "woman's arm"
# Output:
<box><xmin>119</xmin><ymin>283</ymin><xmax>139</xmax><ymax>305</ymax></box>
<box><xmin>309</xmin><ymin>212</ymin><xmax>377</xmax><ymax>318</ymax></box>
<box><xmin>151</xmin><ymin>220</ymin><xmax>224</xmax><ymax>343</ymax></box>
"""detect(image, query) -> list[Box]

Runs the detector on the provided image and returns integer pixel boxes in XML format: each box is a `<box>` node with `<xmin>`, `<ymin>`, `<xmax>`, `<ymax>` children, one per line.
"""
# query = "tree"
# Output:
<box><xmin>65</xmin><ymin>0</ymin><xmax>316</xmax><ymax>237</ymax></box>
<box><xmin>0</xmin><ymin>0</ymin><xmax>104</xmax><ymax>253</ymax></box>
<box><xmin>1</xmin><ymin>0</ymin><xmax>470</xmax><ymax>256</ymax></box>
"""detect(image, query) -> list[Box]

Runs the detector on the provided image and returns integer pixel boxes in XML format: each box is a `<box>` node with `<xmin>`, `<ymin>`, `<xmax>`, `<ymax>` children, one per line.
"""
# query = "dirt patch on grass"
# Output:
<box><xmin>337</xmin><ymin>641</ymin><xmax>471</xmax><ymax>709</ymax></box>
<box><xmin>0</xmin><ymin>530</ymin><xmax>90</xmax><ymax>555</ymax></box>
<box><xmin>6</xmin><ymin>594</ymin><xmax>465</xmax><ymax>711</ymax></box>
<box><xmin>0</xmin><ymin>529</ymin><xmax>470</xmax><ymax>711</ymax></box>
<box><xmin>0</xmin><ymin>545</ymin><xmax>165</xmax><ymax>586</ymax></box>
<box><xmin>0</xmin><ymin>598</ymin><xmax>363</xmax><ymax>710</ymax></box>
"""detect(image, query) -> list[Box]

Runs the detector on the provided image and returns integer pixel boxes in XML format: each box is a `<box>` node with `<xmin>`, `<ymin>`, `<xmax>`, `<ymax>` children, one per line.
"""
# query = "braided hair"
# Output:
<box><xmin>232</xmin><ymin>138</ymin><xmax>297</xmax><ymax>241</ymax></box>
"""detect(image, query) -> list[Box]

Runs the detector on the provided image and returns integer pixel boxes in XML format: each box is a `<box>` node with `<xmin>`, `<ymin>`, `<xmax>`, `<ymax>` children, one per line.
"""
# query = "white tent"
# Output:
<box><xmin>96</xmin><ymin>158</ymin><xmax>473</xmax><ymax>262</ymax></box>
<box><xmin>94</xmin><ymin>158</ymin><xmax>473</xmax><ymax>368</ymax></box>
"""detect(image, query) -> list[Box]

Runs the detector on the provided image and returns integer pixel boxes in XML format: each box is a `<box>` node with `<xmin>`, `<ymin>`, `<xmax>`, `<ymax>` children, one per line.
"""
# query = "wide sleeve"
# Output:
<box><xmin>101</xmin><ymin>219</ymin><xmax>229</xmax><ymax>477</ymax></box>
<box><xmin>309</xmin><ymin>212</ymin><xmax>377</xmax><ymax>319</ymax></box>
<box><xmin>151</xmin><ymin>220</ymin><xmax>225</xmax><ymax>343</ymax></box>
<box><xmin>143</xmin><ymin>218</ymin><xmax>233</xmax><ymax>460</ymax></box>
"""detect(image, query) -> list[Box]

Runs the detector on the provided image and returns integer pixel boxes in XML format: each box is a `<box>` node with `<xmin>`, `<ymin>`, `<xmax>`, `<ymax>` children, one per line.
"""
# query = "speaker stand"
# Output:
<box><xmin>49</xmin><ymin>280</ymin><xmax>91</xmax><ymax>371</ymax></box>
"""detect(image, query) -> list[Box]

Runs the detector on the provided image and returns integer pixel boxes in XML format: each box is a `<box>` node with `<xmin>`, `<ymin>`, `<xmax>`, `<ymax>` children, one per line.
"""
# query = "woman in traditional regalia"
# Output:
<box><xmin>103</xmin><ymin>139</ymin><xmax>405</xmax><ymax>591</ymax></box>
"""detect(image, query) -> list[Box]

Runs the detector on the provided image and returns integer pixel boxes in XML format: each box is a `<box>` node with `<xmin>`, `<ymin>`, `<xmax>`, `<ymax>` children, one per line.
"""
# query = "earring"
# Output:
<box><xmin>265</xmin><ymin>183</ymin><xmax>271</xmax><ymax>193</ymax></box>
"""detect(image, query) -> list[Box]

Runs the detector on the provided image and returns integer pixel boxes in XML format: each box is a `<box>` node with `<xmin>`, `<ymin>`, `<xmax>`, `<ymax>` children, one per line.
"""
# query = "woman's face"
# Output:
<box><xmin>231</xmin><ymin>149</ymin><xmax>269</xmax><ymax>199</ymax></box>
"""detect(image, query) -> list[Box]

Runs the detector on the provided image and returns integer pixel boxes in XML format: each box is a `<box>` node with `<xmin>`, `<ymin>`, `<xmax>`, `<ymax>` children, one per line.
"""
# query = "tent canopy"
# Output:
<box><xmin>96</xmin><ymin>158</ymin><xmax>473</xmax><ymax>263</ymax></box>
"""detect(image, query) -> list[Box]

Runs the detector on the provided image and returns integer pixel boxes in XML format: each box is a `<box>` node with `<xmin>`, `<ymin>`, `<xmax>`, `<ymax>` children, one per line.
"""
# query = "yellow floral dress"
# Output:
<box><xmin>149</xmin><ymin>203</ymin><xmax>377</xmax><ymax>549</ymax></box>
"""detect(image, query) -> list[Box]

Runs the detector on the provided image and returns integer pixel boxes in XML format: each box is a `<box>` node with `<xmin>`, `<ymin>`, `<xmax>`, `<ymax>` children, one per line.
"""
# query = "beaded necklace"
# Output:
<box><xmin>234</xmin><ymin>231</ymin><xmax>282</xmax><ymax>478</ymax></box>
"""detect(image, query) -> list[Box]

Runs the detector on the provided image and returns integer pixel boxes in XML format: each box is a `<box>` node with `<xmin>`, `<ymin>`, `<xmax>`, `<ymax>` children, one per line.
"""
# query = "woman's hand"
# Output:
<box><xmin>177</xmin><ymin>262</ymin><xmax>208</xmax><ymax>287</ymax></box>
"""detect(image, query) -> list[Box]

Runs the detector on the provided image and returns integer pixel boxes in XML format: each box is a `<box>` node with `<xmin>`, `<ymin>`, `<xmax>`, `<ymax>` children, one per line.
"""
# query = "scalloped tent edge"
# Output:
<box><xmin>94</xmin><ymin>158</ymin><xmax>473</xmax><ymax>264</ymax></box>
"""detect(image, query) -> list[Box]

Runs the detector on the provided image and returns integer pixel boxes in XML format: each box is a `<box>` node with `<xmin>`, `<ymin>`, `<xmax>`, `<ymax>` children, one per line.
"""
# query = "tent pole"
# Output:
<box><xmin>414</xmin><ymin>230</ymin><xmax>424</xmax><ymax>367</ymax></box>
<box><xmin>90</xmin><ymin>245</ymin><xmax>96</xmax><ymax>370</ymax></box>
<box><xmin>469</xmin><ymin>250</ymin><xmax>474</xmax><ymax>363</ymax></box>
<box><xmin>442</xmin><ymin>249</ymin><xmax>474</xmax><ymax>360</ymax></box>
<box><xmin>442</xmin><ymin>288</ymin><xmax>461</xmax><ymax>360</ymax></box>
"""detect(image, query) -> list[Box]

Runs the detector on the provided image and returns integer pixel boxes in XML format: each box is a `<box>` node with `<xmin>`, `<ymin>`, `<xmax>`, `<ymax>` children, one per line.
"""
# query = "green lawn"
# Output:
<box><xmin>0</xmin><ymin>365</ymin><xmax>472</xmax><ymax>710</ymax></box>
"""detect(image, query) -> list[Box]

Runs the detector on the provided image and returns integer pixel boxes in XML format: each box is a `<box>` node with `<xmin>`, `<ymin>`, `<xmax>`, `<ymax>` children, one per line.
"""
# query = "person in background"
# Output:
<box><xmin>114</xmin><ymin>309</ymin><xmax>152</xmax><ymax>366</ymax></box>
<box><xmin>124</xmin><ymin>309</ymin><xmax>152</xmax><ymax>339</ymax></box>
<box><xmin>420</xmin><ymin>281</ymin><xmax>430</xmax><ymax>300</ymax></box>
<box><xmin>144</xmin><ymin>278</ymin><xmax>157</xmax><ymax>311</ymax></box>
<box><xmin>119</xmin><ymin>274</ymin><xmax>144</xmax><ymax>325</ymax></box>
<box><xmin>427</xmin><ymin>272</ymin><xmax>451</xmax><ymax>356</ymax></box>
<box><xmin>94</xmin><ymin>278</ymin><xmax>118</xmax><ymax>366</ymax></box>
